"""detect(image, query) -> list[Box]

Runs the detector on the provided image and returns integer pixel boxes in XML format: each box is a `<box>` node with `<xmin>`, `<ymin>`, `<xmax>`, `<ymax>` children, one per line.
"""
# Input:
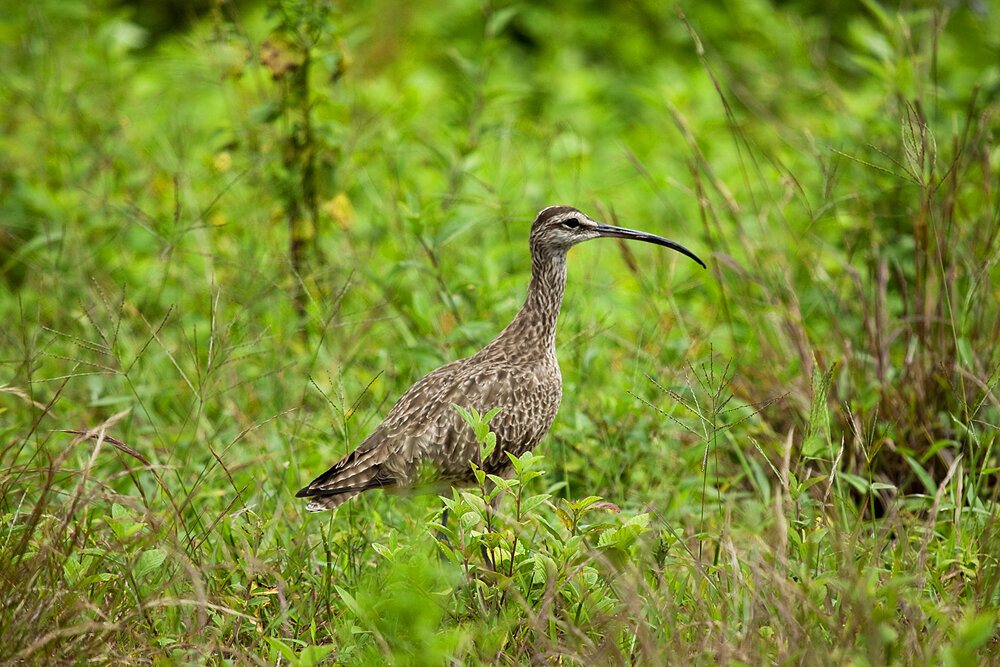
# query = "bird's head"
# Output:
<box><xmin>529</xmin><ymin>205</ymin><xmax>706</xmax><ymax>268</ymax></box>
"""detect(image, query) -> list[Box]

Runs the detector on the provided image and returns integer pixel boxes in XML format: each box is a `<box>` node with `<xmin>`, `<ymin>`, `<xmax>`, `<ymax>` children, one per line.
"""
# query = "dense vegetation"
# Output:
<box><xmin>2</xmin><ymin>0</ymin><xmax>998</xmax><ymax>664</ymax></box>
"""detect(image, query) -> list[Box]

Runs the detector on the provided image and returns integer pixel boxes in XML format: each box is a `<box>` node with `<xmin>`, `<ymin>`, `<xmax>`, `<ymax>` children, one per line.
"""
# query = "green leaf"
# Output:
<box><xmin>460</xmin><ymin>510</ymin><xmax>480</xmax><ymax>531</ymax></box>
<box><xmin>520</xmin><ymin>493</ymin><xmax>552</xmax><ymax>515</ymax></box>
<box><xmin>298</xmin><ymin>644</ymin><xmax>336</xmax><ymax>667</ymax></box>
<box><xmin>486</xmin><ymin>6</ymin><xmax>520</xmax><ymax>39</ymax></box>
<box><xmin>626</xmin><ymin>513</ymin><xmax>650</xmax><ymax>531</ymax></box>
<box><xmin>597</xmin><ymin>527</ymin><xmax>618</xmax><ymax>549</ymax></box>
<box><xmin>265</xmin><ymin>638</ymin><xmax>297</xmax><ymax>663</ymax></box>
<box><xmin>569</xmin><ymin>496</ymin><xmax>605</xmax><ymax>512</ymax></box>
<box><xmin>453</xmin><ymin>403</ymin><xmax>473</xmax><ymax>427</ymax></box>
<box><xmin>134</xmin><ymin>548</ymin><xmax>166</xmax><ymax>580</ymax></box>
<box><xmin>453</xmin><ymin>404</ymin><xmax>501</xmax><ymax>460</ymax></box>
<box><xmin>334</xmin><ymin>585</ymin><xmax>365</xmax><ymax>621</ymax></box>
<box><xmin>904</xmin><ymin>454</ymin><xmax>938</xmax><ymax>494</ymax></box>
<box><xmin>868</xmin><ymin>482</ymin><xmax>897</xmax><ymax>492</ymax></box>
<box><xmin>249</xmin><ymin>100</ymin><xmax>282</xmax><ymax>124</ymax></box>
<box><xmin>481</xmin><ymin>431</ymin><xmax>497</xmax><ymax>460</ymax></box>
<box><xmin>955</xmin><ymin>609</ymin><xmax>997</xmax><ymax>650</ymax></box>
<box><xmin>533</xmin><ymin>553</ymin><xmax>558</xmax><ymax>582</ymax></box>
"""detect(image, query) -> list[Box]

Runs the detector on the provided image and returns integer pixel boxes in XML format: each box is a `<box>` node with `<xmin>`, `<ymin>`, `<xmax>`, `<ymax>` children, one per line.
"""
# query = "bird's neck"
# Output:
<box><xmin>493</xmin><ymin>250</ymin><xmax>567</xmax><ymax>359</ymax></box>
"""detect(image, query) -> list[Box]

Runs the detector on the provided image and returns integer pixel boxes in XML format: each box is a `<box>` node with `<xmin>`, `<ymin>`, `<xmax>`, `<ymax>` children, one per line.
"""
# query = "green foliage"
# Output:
<box><xmin>2</xmin><ymin>0</ymin><xmax>999</xmax><ymax>663</ymax></box>
<box><xmin>431</xmin><ymin>425</ymin><xmax>657</xmax><ymax>660</ymax></box>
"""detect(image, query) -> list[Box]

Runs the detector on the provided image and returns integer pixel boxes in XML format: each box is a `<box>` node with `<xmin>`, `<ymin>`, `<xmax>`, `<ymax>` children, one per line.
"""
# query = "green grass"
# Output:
<box><xmin>2</xmin><ymin>0</ymin><xmax>999</xmax><ymax>664</ymax></box>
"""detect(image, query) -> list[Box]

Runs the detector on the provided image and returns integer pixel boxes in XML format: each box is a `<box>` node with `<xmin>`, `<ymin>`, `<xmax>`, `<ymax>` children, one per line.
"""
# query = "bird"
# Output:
<box><xmin>296</xmin><ymin>205</ymin><xmax>705</xmax><ymax>512</ymax></box>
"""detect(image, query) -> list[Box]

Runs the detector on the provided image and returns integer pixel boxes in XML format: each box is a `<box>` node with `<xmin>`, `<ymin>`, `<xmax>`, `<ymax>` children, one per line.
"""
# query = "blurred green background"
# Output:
<box><xmin>2</xmin><ymin>0</ymin><xmax>999</xmax><ymax>664</ymax></box>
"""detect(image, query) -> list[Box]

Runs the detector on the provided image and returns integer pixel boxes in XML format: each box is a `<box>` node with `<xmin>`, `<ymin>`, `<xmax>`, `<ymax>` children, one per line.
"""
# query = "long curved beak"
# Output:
<box><xmin>595</xmin><ymin>223</ymin><xmax>706</xmax><ymax>269</ymax></box>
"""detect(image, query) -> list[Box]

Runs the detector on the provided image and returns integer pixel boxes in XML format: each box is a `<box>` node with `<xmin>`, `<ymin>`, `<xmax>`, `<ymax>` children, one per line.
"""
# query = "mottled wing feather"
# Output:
<box><xmin>296</xmin><ymin>359</ymin><xmax>466</xmax><ymax>507</ymax></box>
<box><xmin>468</xmin><ymin>362</ymin><xmax>562</xmax><ymax>476</ymax></box>
<box><xmin>297</xmin><ymin>355</ymin><xmax>561</xmax><ymax>511</ymax></box>
<box><xmin>381</xmin><ymin>358</ymin><xmax>562</xmax><ymax>482</ymax></box>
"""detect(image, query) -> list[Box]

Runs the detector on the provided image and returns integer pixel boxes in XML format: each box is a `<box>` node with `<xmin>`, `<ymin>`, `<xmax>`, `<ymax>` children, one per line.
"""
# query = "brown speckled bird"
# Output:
<box><xmin>296</xmin><ymin>205</ymin><xmax>705</xmax><ymax>512</ymax></box>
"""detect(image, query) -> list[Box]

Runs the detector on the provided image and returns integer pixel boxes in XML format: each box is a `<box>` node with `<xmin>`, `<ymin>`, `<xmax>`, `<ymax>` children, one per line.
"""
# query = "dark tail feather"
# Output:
<box><xmin>297</xmin><ymin>477</ymin><xmax>391</xmax><ymax>513</ymax></box>
<box><xmin>296</xmin><ymin>442</ymin><xmax>393</xmax><ymax>512</ymax></box>
<box><xmin>303</xmin><ymin>490</ymin><xmax>363</xmax><ymax>513</ymax></box>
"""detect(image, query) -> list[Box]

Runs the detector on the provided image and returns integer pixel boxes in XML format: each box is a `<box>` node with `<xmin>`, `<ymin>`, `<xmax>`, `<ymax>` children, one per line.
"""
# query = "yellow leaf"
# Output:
<box><xmin>322</xmin><ymin>193</ymin><xmax>355</xmax><ymax>230</ymax></box>
<box><xmin>213</xmin><ymin>151</ymin><xmax>232</xmax><ymax>172</ymax></box>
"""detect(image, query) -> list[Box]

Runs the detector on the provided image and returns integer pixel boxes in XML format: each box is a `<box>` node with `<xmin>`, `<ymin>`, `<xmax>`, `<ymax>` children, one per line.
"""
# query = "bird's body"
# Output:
<box><xmin>297</xmin><ymin>205</ymin><xmax>704</xmax><ymax>512</ymax></box>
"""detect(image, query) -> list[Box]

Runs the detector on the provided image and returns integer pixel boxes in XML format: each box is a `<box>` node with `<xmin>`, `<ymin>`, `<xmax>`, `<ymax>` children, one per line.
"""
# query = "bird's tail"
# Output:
<box><xmin>303</xmin><ymin>491</ymin><xmax>363</xmax><ymax>513</ymax></box>
<box><xmin>296</xmin><ymin>439</ymin><xmax>392</xmax><ymax>512</ymax></box>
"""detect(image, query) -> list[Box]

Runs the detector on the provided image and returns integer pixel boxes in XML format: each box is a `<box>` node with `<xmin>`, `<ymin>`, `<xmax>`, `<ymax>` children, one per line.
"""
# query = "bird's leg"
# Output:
<box><xmin>434</xmin><ymin>500</ymin><xmax>456</xmax><ymax>565</ymax></box>
<box><xmin>436</xmin><ymin>502</ymin><xmax>451</xmax><ymax>545</ymax></box>
<box><xmin>480</xmin><ymin>543</ymin><xmax>494</xmax><ymax>571</ymax></box>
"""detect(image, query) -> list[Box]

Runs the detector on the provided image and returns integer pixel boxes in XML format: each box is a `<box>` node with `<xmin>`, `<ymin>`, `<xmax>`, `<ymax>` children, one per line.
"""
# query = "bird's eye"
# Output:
<box><xmin>562</xmin><ymin>217</ymin><xmax>581</xmax><ymax>229</ymax></box>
